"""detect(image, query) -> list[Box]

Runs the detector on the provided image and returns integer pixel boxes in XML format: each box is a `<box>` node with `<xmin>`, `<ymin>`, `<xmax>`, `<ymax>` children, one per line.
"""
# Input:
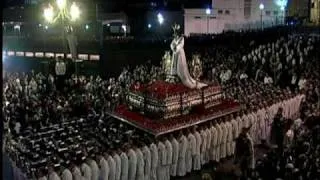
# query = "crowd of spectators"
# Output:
<box><xmin>3</xmin><ymin>27</ymin><xmax>319</xmax><ymax>180</ymax></box>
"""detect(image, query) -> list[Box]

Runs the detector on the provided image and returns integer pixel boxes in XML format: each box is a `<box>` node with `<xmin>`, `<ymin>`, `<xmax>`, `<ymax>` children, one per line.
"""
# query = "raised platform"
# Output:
<box><xmin>108</xmin><ymin>100</ymin><xmax>240</xmax><ymax>137</ymax></box>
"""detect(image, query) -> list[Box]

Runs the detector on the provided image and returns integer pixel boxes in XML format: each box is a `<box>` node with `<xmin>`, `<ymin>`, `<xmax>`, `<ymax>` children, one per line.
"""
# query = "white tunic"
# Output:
<box><xmin>219</xmin><ymin>122</ymin><xmax>227</xmax><ymax>159</ymax></box>
<box><xmin>107</xmin><ymin>156</ymin><xmax>116</xmax><ymax>180</ymax></box>
<box><xmin>39</xmin><ymin>176</ymin><xmax>48</xmax><ymax>180</ymax></box>
<box><xmin>81</xmin><ymin>163</ymin><xmax>92</xmax><ymax>180</ymax></box>
<box><xmin>142</xmin><ymin>146</ymin><xmax>151</xmax><ymax>180</ymax></box>
<box><xmin>194</xmin><ymin>131</ymin><xmax>202</xmax><ymax>170</ymax></box>
<box><xmin>225</xmin><ymin>121</ymin><xmax>233</xmax><ymax>156</ymax></box>
<box><xmin>205</xmin><ymin>128</ymin><xmax>212</xmax><ymax>162</ymax></box>
<box><xmin>210</xmin><ymin>126</ymin><xmax>217</xmax><ymax>161</ymax></box>
<box><xmin>150</xmin><ymin>143</ymin><xmax>158</xmax><ymax>180</ymax></box>
<box><xmin>136</xmin><ymin>148</ymin><xmax>145</xmax><ymax>180</ymax></box>
<box><xmin>100</xmin><ymin>157</ymin><xmax>110</xmax><ymax>180</ymax></box>
<box><xmin>128</xmin><ymin>149</ymin><xmax>137</xmax><ymax>180</ymax></box>
<box><xmin>164</xmin><ymin>140</ymin><xmax>173</xmax><ymax>180</ymax></box>
<box><xmin>48</xmin><ymin>172</ymin><xmax>61</xmax><ymax>180</ymax></box>
<box><xmin>72</xmin><ymin>166</ymin><xmax>82</xmax><ymax>180</ymax></box>
<box><xmin>170</xmin><ymin>138</ymin><xmax>179</xmax><ymax>177</ymax></box>
<box><xmin>88</xmin><ymin>159</ymin><xmax>99</xmax><ymax>180</ymax></box>
<box><xmin>186</xmin><ymin>133</ymin><xmax>196</xmax><ymax>172</ymax></box>
<box><xmin>120</xmin><ymin>152</ymin><xmax>129</xmax><ymax>180</ymax></box>
<box><xmin>177</xmin><ymin>135</ymin><xmax>188</xmax><ymax>177</ymax></box>
<box><xmin>157</xmin><ymin>141</ymin><xmax>167</xmax><ymax>180</ymax></box>
<box><xmin>230</xmin><ymin>118</ymin><xmax>239</xmax><ymax>154</ymax></box>
<box><xmin>215</xmin><ymin>124</ymin><xmax>222</xmax><ymax>162</ymax></box>
<box><xmin>200</xmin><ymin>130</ymin><xmax>207</xmax><ymax>165</ymax></box>
<box><xmin>113</xmin><ymin>154</ymin><xmax>122</xmax><ymax>180</ymax></box>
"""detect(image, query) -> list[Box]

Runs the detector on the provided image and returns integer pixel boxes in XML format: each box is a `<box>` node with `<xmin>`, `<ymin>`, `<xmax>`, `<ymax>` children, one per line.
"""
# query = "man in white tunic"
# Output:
<box><xmin>48</xmin><ymin>165</ymin><xmax>61</xmax><ymax>180</ymax></box>
<box><xmin>205</xmin><ymin>125</ymin><xmax>212</xmax><ymax>163</ymax></box>
<box><xmin>150</xmin><ymin>142</ymin><xmax>158</xmax><ymax>180</ymax></box>
<box><xmin>170</xmin><ymin>134</ymin><xmax>179</xmax><ymax>177</ymax></box>
<box><xmin>97</xmin><ymin>154</ymin><xmax>109</xmax><ymax>180</ymax></box>
<box><xmin>135</xmin><ymin>146</ymin><xmax>145</xmax><ymax>180</ymax></box>
<box><xmin>200</xmin><ymin>127</ymin><xmax>208</xmax><ymax>165</ymax></box>
<box><xmin>113</xmin><ymin>151</ymin><xmax>122</xmax><ymax>180</ymax></box>
<box><xmin>230</xmin><ymin>114</ymin><xmax>239</xmax><ymax>154</ymax></box>
<box><xmin>120</xmin><ymin>150</ymin><xmax>129</xmax><ymax>180</ymax></box>
<box><xmin>209</xmin><ymin>122</ymin><xmax>217</xmax><ymax>162</ymax></box>
<box><xmin>157</xmin><ymin>140</ymin><xmax>167</xmax><ymax>180</ymax></box>
<box><xmin>215</xmin><ymin>120</ymin><xmax>222</xmax><ymax>162</ymax></box>
<box><xmin>186</xmin><ymin>129</ymin><xmax>195</xmax><ymax>173</ymax></box>
<box><xmin>106</xmin><ymin>153</ymin><xmax>116</xmax><ymax>180</ymax></box>
<box><xmin>193</xmin><ymin>127</ymin><xmax>202</xmax><ymax>170</ymax></box>
<box><xmin>86</xmin><ymin>157</ymin><xmax>99</xmax><ymax>180</ymax></box>
<box><xmin>71</xmin><ymin>164</ymin><xmax>82</xmax><ymax>180</ymax></box>
<box><xmin>225</xmin><ymin>117</ymin><xmax>233</xmax><ymax>157</ymax></box>
<box><xmin>164</xmin><ymin>138</ymin><xmax>173</xmax><ymax>180</ymax></box>
<box><xmin>61</xmin><ymin>166</ymin><xmax>73</xmax><ymax>180</ymax></box>
<box><xmin>219</xmin><ymin>119</ymin><xmax>227</xmax><ymax>159</ymax></box>
<box><xmin>177</xmin><ymin>131</ymin><xmax>188</xmax><ymax>177</ymax></box>
<box><xmin>81</xmin><ymin>161</ymin><xmax>92</xmax><ymax>180</ymax></box>
<box><xmin>142</xmin><ymin>144</ymin><xmax>151</xmax><ymax>180</ymax></box>
<box><xmin>128</xmin><ymin>147</ymin><xmax>137</xmax><ymax>180</ymax></box>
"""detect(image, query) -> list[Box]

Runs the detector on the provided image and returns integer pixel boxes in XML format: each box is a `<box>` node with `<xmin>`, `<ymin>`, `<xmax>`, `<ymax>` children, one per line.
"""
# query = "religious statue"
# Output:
<box><xmin>169</xmin><ymin>23</ymin><xmax>207</xmax><ymax>89</ymax></box>
<box><xmin>191</xmin><ymin>54</ymin><xmax>203</xmax><ymax>81</ymax></box>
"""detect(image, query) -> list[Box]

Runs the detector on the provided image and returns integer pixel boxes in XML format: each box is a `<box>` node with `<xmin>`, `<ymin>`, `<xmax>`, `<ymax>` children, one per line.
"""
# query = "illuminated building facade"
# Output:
<box><xmin>311</xmin><ymin>0</ymin><xmax>320</xmax><ymax>24</ymax></box>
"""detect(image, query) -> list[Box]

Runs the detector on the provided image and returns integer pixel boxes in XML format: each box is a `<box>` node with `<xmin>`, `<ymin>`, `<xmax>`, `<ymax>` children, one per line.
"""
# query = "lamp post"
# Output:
<box><xmin>259</xmin><ymin>3</ymin><xmax>264</xmax><ymax>30</ymax></box>
<box><xmin>43</xmin><ymin>0</ymin><xmax>81</xmax><ymax>74</ymax></box>
<box><xmin>280</xmin><ymin>6</ymin><xmax>285</xmax><ymax>25</ymax></box>
<box><xmin>206</xmin><ymin>8</ymin><xmax>211</xmax><ymax>34</ymax></box>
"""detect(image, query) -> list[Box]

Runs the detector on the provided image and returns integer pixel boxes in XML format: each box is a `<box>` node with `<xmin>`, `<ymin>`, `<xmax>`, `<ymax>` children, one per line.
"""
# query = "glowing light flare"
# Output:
<box><xmin>148</xmin><ymin>24</ymin><xmax>152</xmax><ymax>28</ymax></box>
<box><xmin>206</xmin><ymin>8</ymin><xmax>211</xmax><ymax>15</ymax></box>
<box><xmin>122</xmin><ymin>25</ymin><xmax>127</xmax><ymax>32</ymax></box>
<box><xmin>157</xmin><ymin>13</ymin><xmax>164</xmax><ymax>25</ymax></box>
<box><xmin>56</xmin><ymin>0</ymin><xmax>66</xmax><ymax>10</ymax></box>
<box><xmin>280</xmin><ymin>6</ymin><xmax>285</xmax><ymax>11</ymax></box>
<box><xmin>70</xmin><ymin>2</ymin><xmax>80</xmax><ymax>21</ymax></box>
<box><xmin>44</xmin><ymin>5</ymin><xmax>54</xmax><ymax>23</ymax></box>
<box><xmin>259</xmin><ymin>3</ymin><xmax>264</xmax><ymax>10</ymax></box>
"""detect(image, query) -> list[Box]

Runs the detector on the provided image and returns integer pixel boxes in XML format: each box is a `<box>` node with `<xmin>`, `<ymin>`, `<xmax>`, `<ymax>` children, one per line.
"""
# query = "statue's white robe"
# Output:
<box><xmin>128</xmin><ymin>149</ymin><xmax>137</xmax><ymax>180</ymax></box>
<box><xmin>210</xmin><ymin>126</ymin><xmax>217</xmax><ymax>161</ymax></box>
<box><xmin>81</xmin><ymin>163</ymin><xmax>92</xmax><ymax>180</ymax></box>
<box><xmin>215</xmin><ymin>124</ymin><xmax>222</xmax><ymax>162</ymax></box>
<box><xmin>136</xmin><ymin>148</ymin><xmax>145</xmax><ymax>180</ymax></box>
<box><xmin>231</xmin><ymin>118</ymin><xmax>239</xmax><ymax>154</ymax></box>
<box><xmin>205</xmin><ymin>128</ymin><xmax>212</xmax><ymax>163</ymax></box>
<box><xmin>88</xmin><ymin>159</ymin><xmax>99</xmax><ymax>180</ymax></box>
<box><xmin>142</xmin><ymin>146</ymin><xmax>151</xmax><ymax>180</ymax></box>
<box><xmin>194</xmin><ymin>131</ymin><xmax>202</xmax><ymax>170</ymax></box>
<box><xmin>165</xmin><ymin>140</ymin><xmax>173</xmax><ymax>180</ymax></box>
<box><xmin>72</xmin><ymin>166</ymin><xmax>83</xmax><ymax>180</ymax></box>
<box><xmin>170</xmin><ymin>138</ymin><xmax>179</xmax><ymax>177</ymax></box>
<box><xmin>113</xmin><ymin>154</ymin><xmax>121</xmax><ymax>180</ymax></box>
<box><xmin>219</xmin><ymin>122</ymin><xmax>227</xmax><ymax>159</ymax></box>
<box><xmin>200</xmin><ymin>130</ymin><xmax>207</xmax><ymax>165</ymax></box>
<box><xmin>186</xmin><ymin>133</ymin><xmax>195</xmax><ymax>172</ymax></box>
<box><xmin>225</xmin><ymin>121</ymin><xmax>233</xmax><ymax>156</ymax></box>
<box><xmin>157</xmin><ymin>142</ymin><xmax>167</xmax><ymax>180</ymax></box>
<box><xmin>150</xmin><ymin>143</ymin><xmax>159</xmax><ymax>180</ymax></box>
<box><xmin>107</xmin><ymin>156</ymin><xmax>116</xmax><ymax>180</ymax></box>
<box><xmin>120</xmin><ymin>153</ymin><xmax>129</xmax><ymax>180</ymax></box>
<box><xmin>61</xmin><ymin>169</ymin><xmax>73</xmax><ymax>180</ymax></box>
<box><xmin>177</xmin><ymin>135</ymin><xmax>188</xmax><ymax>177</ymax></box>
<box><xmin>48</xmin><ymin>172</ymin><xmax>61</xmax><ymax>180</ymax></box>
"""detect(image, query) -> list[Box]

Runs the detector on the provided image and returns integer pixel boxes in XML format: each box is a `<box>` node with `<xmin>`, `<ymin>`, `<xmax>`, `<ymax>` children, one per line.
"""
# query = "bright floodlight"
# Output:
<box><xmin>45</xmin><ymin>25</ymin><xmax>49</xmax><ymax>30</ymax></box>
<box><xmin>206</xmin><ymin>8</ymin><xmax>211</xmax><ymax>15</ymax></box>
<box><xmin>85</xmin><ymin>24</ymin><xmax>89</xmax><ymax>30</ymax></box>
<box><xmin>56</xmin><ymin>0</ymin><xmax>66</xmax><ymax>10</ymax></box>
<box><xmin>148</xmin><ymin>24</ymin><xmax>152</xmax><ymax>28</ymax></box>
<box><xmin>157</xmin><ymin>13</ymin><xmax>164</xmax><ymax>25</ymax></box>
<box><xmin>280</xmin><ymin>6</ymin><xmax>285</xmax><ymax>11</ymax></box>
<box><xmin>44</xmin><ymin>5</ymin><xmax>54</xmax><ymax>22</ymax></box>
<box><xmin>70</xmin><ymin>2</ymin><xmax>80</xmax><ymax>21</ymax></box>
<box><xmin>122</xmin><ymin>25</ymin><xmax>127</xmax><ymax>32</ymax></box>
<box><xmin>275</xmin><ymin>0</ymin><xmax>288</xmax><ymax>8</ymax></box>
<box><xmin>259</xmin><ymin>3</ymin><xmax>264</xmax><ymax>10</ymax></box>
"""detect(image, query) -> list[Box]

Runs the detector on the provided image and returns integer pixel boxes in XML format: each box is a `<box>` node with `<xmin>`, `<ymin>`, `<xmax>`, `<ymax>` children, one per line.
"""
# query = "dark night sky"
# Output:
<box><xmin>3</xmin><ymin>0</ymin><xmax>211</xmax><ymax>9</ymax></box>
